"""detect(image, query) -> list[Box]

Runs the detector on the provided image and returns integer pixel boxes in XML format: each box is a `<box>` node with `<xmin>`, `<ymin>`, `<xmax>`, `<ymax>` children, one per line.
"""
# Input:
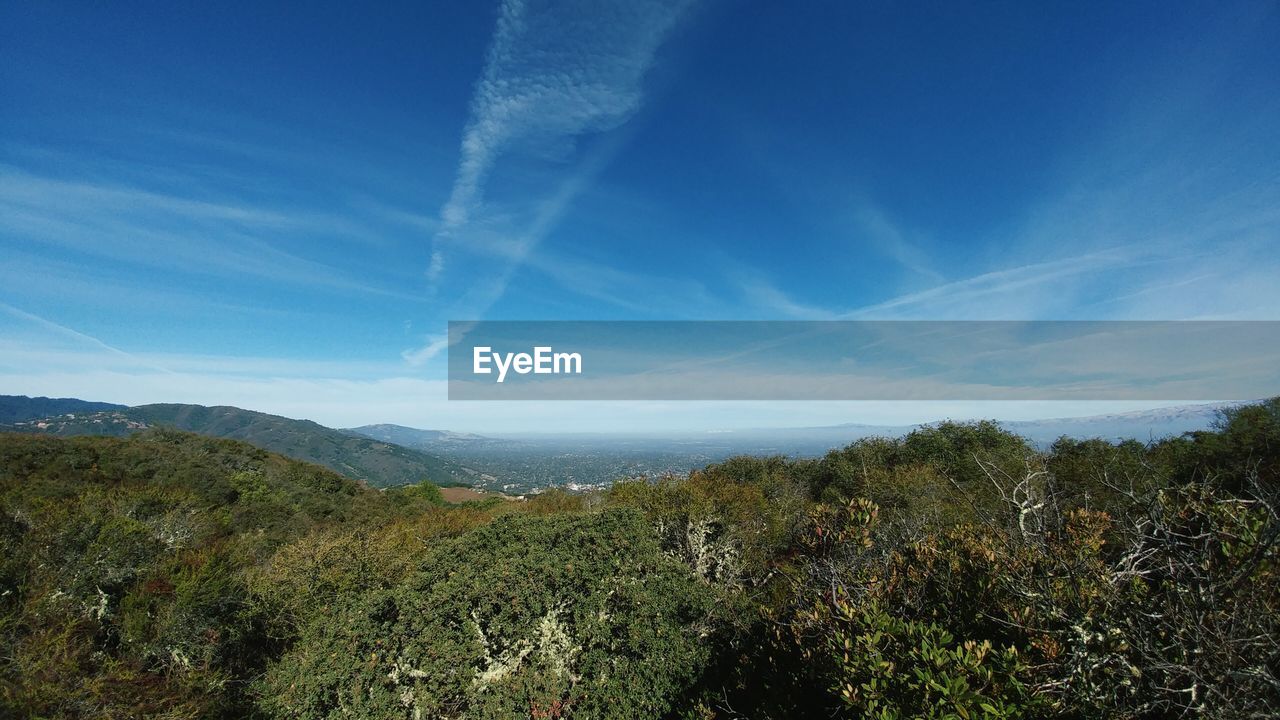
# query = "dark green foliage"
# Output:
<box><xmin>1047</xmin><ymin>437</ymin><xmax>1155</xmax><ymax>514</ymax></box>
<box><xmin>4</xmin><ymin>399</ymin><xmax>1280</xmax><ymax>720</ymax></box>
<box><xmin>5</xmin><ymin>399</ymin><xmax>474</xmax><ymax>487</ymax></box>
<box><xmin>803</xmin><ymin>422</ymin><xmax>1035</xmax><ymax>529</ymax></box>
<box><xmin>392</xmin><ymin>478</ymin><xmax>446</xmax><ymax>505</ymax></box>
<box><xmin>748</xmin><ymin>442</ymin><xmax>1280</xmax><ymax>719</ymax></box>
<box><xmin>1154</xmin><ymin>397</ymin><xmax>1280</xmax><ymax>494</ymax></box>
<box><xmin>809</xmin><ymin>435</ymin><xmax>899</xmax><ymax>501</ymax></box>
<box><xmin>245</xmin><ymin>505</ymin><xmax>496</xmax><ymax>649</ymax></box>
<box><xmin>130</xmin><ymin>403</ymin><xmax>474</xmax><ymax>487</ymax></box>
<box><xmin>898</xmin><ymin>420</ymin><xmax>1032</xmax><ymax>484</ymax></box>
<box><xmin>0</xmin><ymin>430</ymin><xmax>403</xmax><ymax>718</ymax></box>
<box><xmin>824</xmin><ymin>603</ymin><xmax>1037</xmax><ymax>719</ymax></box>
<box><xmin>608</xmin><ymin>457</ymin><xmax>808</xmax><ymax>590</ymax></box>
<box><xmin>260</xmin><ymin>509</ymin><xmax>719</xmax><ymax>720</ymax></box>
<box><xmin>119</xmin><ymin>552</ymin><xmax>256</xmax><ymax>676</ymax></box>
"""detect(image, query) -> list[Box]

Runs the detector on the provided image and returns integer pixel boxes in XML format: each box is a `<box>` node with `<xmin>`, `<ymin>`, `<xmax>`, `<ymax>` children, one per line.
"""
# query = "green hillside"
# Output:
<box><xmin>0</xmin><ymin>430</ymin><xmax>449</xmax><ymax>717</ymax></box>
<box><xmin>0</xmin><ymin>394</ymin><xmax>127</xmax><ymax>424</ymax></box>
<box><xmin>0</xmin><ymin>399</ymin><xmax>473</xmax><ymax>488</ymax></box>
<box><xmin>4</xmin><ymin>400</ymin><xmax>1278</xmax><ymax>719</ymax></box>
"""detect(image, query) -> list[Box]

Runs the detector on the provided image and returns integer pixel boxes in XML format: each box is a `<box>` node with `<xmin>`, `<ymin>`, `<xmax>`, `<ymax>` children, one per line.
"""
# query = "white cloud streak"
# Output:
<box><xmin>851</xmin><ymin>202</ymin><xmax>945</xmax><ymax>284</ymax></box>
<box><xmin>405</xmin><ymin>0</ymin><xmax>697</xmax><ymax>364</ymax></box>
<box><xmin>0</xmin><ymin>302</ymin><xmax>174</xmax><ymax>374</ymax></box>
<box><xmin>0</xmin><ymin>165</ymin><xmax>428</xmax><ymax>303</ymax></box>
<box><xmin>401</xmin><ymin>334</ymin><xmax>450</xmax><ymax>367</ymax></box>
<box><xmin>842</xmin><ymin>248</ymin><xmax>1142</xmax><ymax>319</ymax></box>
<box><xmin>427</xmin><ymin>0</ymin><xmax>694</xmax><ymax>285</ymax></box>
<box><xmin>733</xmin><ymin>247</ymin><xmax>1146</xmax><ymax>321</ymax></box>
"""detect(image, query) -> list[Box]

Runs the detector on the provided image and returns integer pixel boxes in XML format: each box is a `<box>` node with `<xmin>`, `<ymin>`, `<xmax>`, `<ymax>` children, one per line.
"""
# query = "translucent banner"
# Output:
<box><xmin>446</xmin><ymin>321</ymin><xmax>1280</xmax><ymax>401</ymax></box>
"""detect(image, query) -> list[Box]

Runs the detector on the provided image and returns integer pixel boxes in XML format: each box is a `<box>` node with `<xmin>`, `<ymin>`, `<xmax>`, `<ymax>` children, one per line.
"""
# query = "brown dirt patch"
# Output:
<box><xmin>440</xmin><ymin>486</ymin><xmax>495</xmax><ymax>503</ymax></box>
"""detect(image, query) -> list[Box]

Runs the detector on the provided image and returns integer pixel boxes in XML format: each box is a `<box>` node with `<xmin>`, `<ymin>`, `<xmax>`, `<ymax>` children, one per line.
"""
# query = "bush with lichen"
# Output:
<box><xmin>259</xmin><ymin>509</ymin><xmax>720</xmax><ymax>720</ymax></box>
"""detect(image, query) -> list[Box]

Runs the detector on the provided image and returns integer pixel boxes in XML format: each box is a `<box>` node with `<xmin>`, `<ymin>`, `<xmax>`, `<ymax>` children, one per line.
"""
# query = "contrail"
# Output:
<box><xmin>429</xmin><ymin>0</ymin><xmax>695</xmax><ymax>283</ymax></box>
<box><xmin>0</xmin><ymin>301</ymin><xmax>175</xmax><ymax>374</ymax></box>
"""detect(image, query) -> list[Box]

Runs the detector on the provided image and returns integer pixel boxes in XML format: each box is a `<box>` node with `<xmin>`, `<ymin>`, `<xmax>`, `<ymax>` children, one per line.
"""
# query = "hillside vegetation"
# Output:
<box><xmin>2</xmin><ymin>399</ymin><xmax>1278</xmax><ymax>719</ymax></box>
<box><xmin>0</xmin><ymin>399</ymin><xmax>473</xmax><ymax>488</ymax></box>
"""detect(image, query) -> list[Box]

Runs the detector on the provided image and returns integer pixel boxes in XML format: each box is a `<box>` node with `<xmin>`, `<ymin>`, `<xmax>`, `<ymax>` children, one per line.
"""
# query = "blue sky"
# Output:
<box><xmin>1</xmin><ymin>0</ymin><xmax>1278</xmax><ymax>432</ymax></box>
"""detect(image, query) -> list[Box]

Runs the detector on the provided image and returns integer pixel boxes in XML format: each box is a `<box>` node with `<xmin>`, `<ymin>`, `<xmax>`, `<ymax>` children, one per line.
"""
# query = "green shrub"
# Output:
<box><xmin>824</xmin><ymin>602</ymin><xmax>1037</xmax><ymax>719</ymax></box>
<box><xmin>260</xmin><ymin>509</ymin><xmax>720</xmax><ymax>720</ymax></box>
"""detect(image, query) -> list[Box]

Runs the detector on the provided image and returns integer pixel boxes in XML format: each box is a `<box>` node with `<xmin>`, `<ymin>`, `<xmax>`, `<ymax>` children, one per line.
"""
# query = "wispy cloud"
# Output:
<box><xmin>403</xmin><ymin>0</ymin><xmax>696</xmax><ymax>364</ymax></box>
<box><xmin>401</xmin><ymin>334</ymin><xmax>450</xmax><ymax>367</ymax></box>
<box><xmin>0</xmin><ymin>301</ymin><xmax>174</xmax><ymax>374</ymax></box>
<box><xmin>0</xmin><ymin>164</ymin><xmax>428</xmax><ymax>303</ymax></box>
<box><xmin>1</xmin><ymin>164</ymin><xmax>343</xmax><ymax>235</ymax></box>
<box><xmin>729</xmin><ymin>248</ymin><xmax>1147</xmax><ymax>321</ymax></box>
<box><xmin>427</xmin><ymin>0</ymin><xmax>694</xmax><ymax>287</ymax></box>
<box><xmin>731</xmin><ymin>268</ymin><xmax>841</xmax><ymax>320</ymax></box>
<box><xmin>843</xmin><ymin>248</ymin><xmax>1143</xmax><ymax>319</ymax></box>
<box><xmin>851</xmin><ymin>202</ymin><xmax>945</xmax><ymax>284</ymax></box>
<box><xmin>717</xmin><ymin>0</ymin><xmax>1280</xmax><ymax>326</ymax></box>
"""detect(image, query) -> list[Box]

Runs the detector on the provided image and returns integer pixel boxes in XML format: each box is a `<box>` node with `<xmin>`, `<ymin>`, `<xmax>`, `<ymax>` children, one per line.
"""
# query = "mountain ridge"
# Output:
<box><xmin>0</xmin><ymin>397</ymin><xmax>474</xmax><ymax>488</ymax></box>
<box><xmin>0</xmin><ymin>394</ymin><xmax>127</xmax><ymax>424</ymax></box>
<box><xmin>345</xmin><ymin>423</ymin><xmax>490</xmax><ymax>446</ymax></box>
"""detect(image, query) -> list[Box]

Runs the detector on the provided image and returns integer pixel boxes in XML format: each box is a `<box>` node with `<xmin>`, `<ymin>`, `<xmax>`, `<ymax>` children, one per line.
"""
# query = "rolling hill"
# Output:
<box><xmin>0</xmin><ymin>398</ymin><xmax>474</xmax><ymax>488</ymax></box>
<box><xmin>0</xmin><ymin>394</ymin><xmax>127</xmax><ymax>424</ymax></box>
<box><xmin>345</xmin><ymin>423</ymin><xmax>490</xmax><ymax>447</ymax></box>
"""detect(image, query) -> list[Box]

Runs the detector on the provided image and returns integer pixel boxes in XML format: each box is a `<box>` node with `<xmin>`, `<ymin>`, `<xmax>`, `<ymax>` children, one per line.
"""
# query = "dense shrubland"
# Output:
<box><xmin>2</xmin><ymin>400</ymin><xmax>1277</xmax><ymax>718</ymax></box>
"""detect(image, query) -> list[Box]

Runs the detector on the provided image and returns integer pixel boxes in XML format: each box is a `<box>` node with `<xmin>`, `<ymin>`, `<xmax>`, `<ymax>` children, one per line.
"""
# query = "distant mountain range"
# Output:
<box><xmin>0</xmin><ymin>397</ymin><xmax>474</xmax><ymax>488</ymax></box>
<box><xmin>732</xmin><ymin>401</ymin><xmax>1242</xmax><ymax>452</ymax></box>
<box><xmin>1001</xmin><ymin>403</ymin><xmax>1237</xmax><ymax>445</ymax></box>
<box><xmin>0</xmin><ymin>394</ymin><xmax>1255</xmax><ymax>493</ymax></box>
<box><xmin>338</xmin><ymin>401</ymin><xmax>1248</xmax><ymax>493</ymax></box>
<box><xmin>345</xmin><ymin>423</ymin><xmax>490</xmax><ymax>447</ymax></box>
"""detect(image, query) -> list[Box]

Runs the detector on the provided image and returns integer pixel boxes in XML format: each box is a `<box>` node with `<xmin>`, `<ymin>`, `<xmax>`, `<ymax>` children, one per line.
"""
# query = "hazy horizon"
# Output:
<box><xmin>0</xmin><ymin>390</ymin><xmax>1235</xmax><ymax>437</ymax></box>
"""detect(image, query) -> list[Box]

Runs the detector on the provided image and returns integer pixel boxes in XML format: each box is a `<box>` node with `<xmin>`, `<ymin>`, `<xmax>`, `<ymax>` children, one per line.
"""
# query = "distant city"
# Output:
<box><xmin>349</xmin><ymin>401</ymin><xmax>1239</xmax><ymax>494</ymax></box>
